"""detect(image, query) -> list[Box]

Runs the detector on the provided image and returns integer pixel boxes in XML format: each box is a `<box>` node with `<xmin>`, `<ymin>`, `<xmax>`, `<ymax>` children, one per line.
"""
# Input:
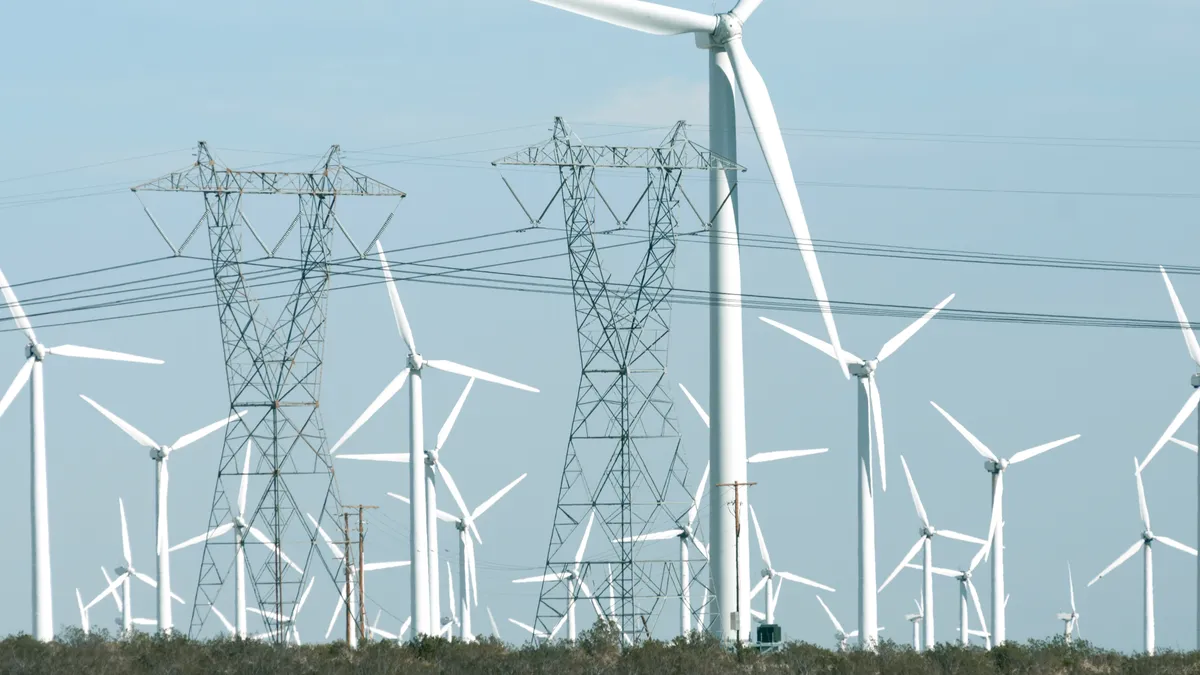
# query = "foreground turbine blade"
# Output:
<box><xmin>749</xmin><ymin>575</ymin><xmax>769</xmax><ymax>600</ymax></box>
<box><xmin>436</xmin><ymin>378</ymin><xmax>474</xmax><ymax>451</ymax></box>
<box><xmin>376</xmin><ymin>241</ymin><xmax>418</xmax><ymax>355</ymax></box>
<box><xmin>338</xmin><ymin>453</ymin><xmax>410</xmax><ymax>463</ymax></box>
<box><xmin>488</xmin><ymin>607</ymin><xmax>501</xmax><ymax>638</ymax></box>
<box><xmin>48</xmin><ymin>344</ymin><xmax>163</xmax><ymax>364</ymax></box>
<box><xmin>876</xmin><ymin>294</ymin><xmax>955</xmax><ymax>363</ymax></box>
<box><xmin>575</xmin><ymin>511</ymin><xmax>596</xmax><ymax>566</ymax></box>
<box><xmin>758</xmin><ymin>317</ymin><xmax>859</xmax><ymax>365</ymax></box>
<box><xmin>1140</xmin><ymin>388</ymin><xmax>1200</xmax><ymax>471</ymax></box>
<box><xmin>1135</xmin><ymin>458</ymin><xmax>1151</xmax><ymax>530</ymax></box>
<box><xmin>1068</xmin><ymin>563</ymin><xmax>1076</xmax><ymax>613</ymax></box>
<box><xmin>1088</xmin><ymin>540</ymin><xmax>1144</xmax><ymax>586</ymax></box>
<box><xmin>730</xmin><ymin>0</ymin><xmax>764</xmax><ymax>22</ymax></box>
<box><xmin>1170</xmin><ymin>437</ymin><xmax>1199</xmax><ymax>452</ymax></box>
<box><xmin>687</xmin><ymin>462</ymin><xmax>710</xmax><ymax>528</ymax></box>
<box><xmin>968</xmin><ymin>580</ymin><xmax>988</xmax><ymax>635</ymax></box>
<box><xmin>1007</xmin><ymin>434</ymin><xmax>1081</xmax><ymax>465</ymax></box>
<box><xmin>776</xmin><ymin>571</ymin><xmax>835</xmax><ymax>592</ymax></box>
<box><xmin>0</xmin><ymin>358</ymin><xmax>33</xmax><ymax>419</ymax></box>
<box><xmin>1160</xmin><ymin>266</ymin><xmax>1200</xmax><ymax>366</ymax></box>
<box><xmin>880</xmin><ymin>537</ymin><xmax>925</xmax><ymax>591</ymax></box>
<box><xmin>119</xmin><ymin>498</ymin><xmax>132</xmax><ymax>566</ymax></box>
<box><xmin>247</xmin><ymin>526</ymin><xmax>303</xmax><ymax>574</ymax></box>
<box><xmin>100</xmin><ymin>567</ymin><xmax>123</xmax><ymax>612</ymax></box>
<box><xmin>362</xmin><ymin>560</ymin><xmax>411</xmax><ymax>572</ymax></box>
<box><xmin>617</xmin><ymin>529</ymin><xmax>682</xmax><ymax>543</ymax></box>
<box><xmin>937</xmin><ymin>530</ymin><xmax>988</xmax><ymax>546</ymax></box>
<box><xmin>239</xmin><ymin>440</ymin><xmax>253</xmax><ymax>517</ymax></box>
<box><xmin>747</xmin><ymin>448</ymin><xmax>828</xmax><ymax>464</ymax></box>
<box><xmin>869</xmin><ymin>377</ymin><xmax>887</xmax><ymax>490</ymax></box>
<box><xmin>80</xmin><ymin>395</ymin><xmax>158</xmax><ymax>448</ymax></box>
<box><xmin>724</xmin><ymin>40</ymin><xmax>846</xmax><ymax>378</ymax></box>
<box><xmin>172</xmin><ymin>410</ymin><xmax>248</xmax><ymax>451</ymax></box>
<box><xmin>900</xmin><ymin>456</ymin><xmax>929</xmax><ymax>528</ymax></box>
<box><xmin>438</xmin><ymin>465</ymin><xmax>481</xmax><ymax>543</ymax></box>
<box><xmin>968</xmin><ymin>540</ymin><xmax>990</xmax><ymax>574</ymax></box>
<box><xmin>210</xmin><ymin>606</ymin><xmax>235</xmax><ymax>634</ymax></box>
<box><xmin>1156</xmin><ymin>535</ymin><xmax>1198</xmax><ymax>556</ymax></box>
<box><xmin>986</xmin><ymin>472</ymin><xmax>1005</xmax><ymax>554</ymax></box>
<box><xmin>930</xmin><ymin>401</ymin><xmax>999</xmax><ymax>462</ymax></box>
<box><xmin>0</xmin><ymin>266</ymin><xmax>37</xmax><ymax>345</ymax></box>
<box><xmin>329</xmin><ymin>369</ymin><xmax>409</xmax><ymax>454</ymax></box>
<box><xmin>92</xmin><ymin>571</ymin><xmax>128</xmax><ymax>612</ymax></box>
<box><xmin>425</xmin><ymin>359</ymin><xmax>539</xmax><ymax>393</ymax></box>
<box><xmin>508</xmin><ymin>618</ymin><xmax>548</xmax><ymax>639</ymax></box>
<box><xmin>815</xmin><ymin>595</ymin><xmax>844</xmax><ymax>634</ymax></box>
<box><xmin>678</xmin><ymin>383</ymin><xmax>710</xmax><ymax>428</ymax></box>
<box><xmin>748</xmin><ymin>504</ymin><xmax>772</xmax><ymax>571</ymax></box>
<box><xmin>530</xmin><ymin>0</ymin><xmax>718</xmax><ymax>36</ymax></box>
<box><xmin>472</xmin><ymin>473</ymin><xmax>528</xmax><ymax>522</ymax></box>
<box><xmin>169</xmin><ymin>522</ymin><xmax>234</xmax><ymax>553</ymax></box>
<box><xmin>513</xmin><ymin>572</ymin><xmax>570</xmax><ymax>584</ymax></box>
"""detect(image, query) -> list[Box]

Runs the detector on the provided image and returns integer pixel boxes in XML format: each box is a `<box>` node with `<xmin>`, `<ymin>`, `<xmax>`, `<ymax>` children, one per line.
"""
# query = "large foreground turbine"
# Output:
<box><xmin>0</xmin><ymin>265</ymin><xmax>162</xmax><ymax>640</ymax></box>
<box><xmin>529</xmin><ymin>0</ymin><xmax>845</xmax><ymax>641</ymax></box>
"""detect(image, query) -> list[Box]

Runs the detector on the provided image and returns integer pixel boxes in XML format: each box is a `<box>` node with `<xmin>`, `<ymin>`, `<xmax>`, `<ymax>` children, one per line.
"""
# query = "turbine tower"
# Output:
<box><xmin>526</xmin><ymin>0</ymin><xmax>845</xmax><ymax>642</ymax></box>
<box><xmin>495</xmin><ymin>120</ymin><xmax>735</xmax><ymax>641</ymax></box>
<box><xmin>133</xmin><ymin>143</ymin><xmax>405</xmax><ymax>642</ymax></box>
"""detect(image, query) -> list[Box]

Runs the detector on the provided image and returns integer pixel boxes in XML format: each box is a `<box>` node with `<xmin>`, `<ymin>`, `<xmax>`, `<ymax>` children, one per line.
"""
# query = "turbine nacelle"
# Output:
<box><xmin>149</xmin><ymin>447</ymin><xmax>167</xmax><ymax>461</ymax></box>
<box><xmin>26</xmin><ymin>342</ymin><xmax>46</xmax><ymax>361</ymax></box>
<box><xmin>985</xmin><ymin>458</ymin><xmax>1008</xmax><ymax>473</ymax></box>
<box><xmin>847</xmin><ymin>360</ymin><xmax>876</xmax><ymax>378</ymax></box>
<box><xmin>1143</xmin><ymin>530</ymin><xmax>1155</xmax><ymax>543</ymax></box>
<box><xmin>407</xmin><ymin>352</ymin><xmax>424</xmax><ymax>371</ymax></box>
<box><xmin>920</xmin><ymin>526</ymin><xmax>935</xmax><ymax>539</ymax></box>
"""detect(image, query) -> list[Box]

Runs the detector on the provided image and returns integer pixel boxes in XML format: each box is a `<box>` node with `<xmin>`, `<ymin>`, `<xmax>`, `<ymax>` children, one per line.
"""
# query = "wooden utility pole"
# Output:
<box><xmin>716</xmin><ymin>481</ymin><xmax>756</xmax><ymax>644</ymax></box>
<box><xmin>343</xmin><ymin>512</ymin><xmax>353</xmax><ymax>645</ymax></box>
<box><xmin>341</xmin><ymin>505</ymin><xmax>377</xmax><ymax>644</ymax></box>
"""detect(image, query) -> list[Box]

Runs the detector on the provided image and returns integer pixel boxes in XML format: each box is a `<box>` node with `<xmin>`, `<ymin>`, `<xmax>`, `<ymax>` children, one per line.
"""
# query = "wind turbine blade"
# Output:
<box><xmin>306</xmin><ymin>512</ymin><xmax>344</xmax><ymax>560</ymax></box>
<box><xmin>1068</xmin><ymin>563</ymin><xmax>1076</xmax><ymax>613</ymax></box>
<box><xmin>100</xmin><ymin>567</ymin><xmax>122</xmax><ymax>612</ymax></box>
<box><xmin>925</xmin><ymin>566</ymin><xmax>959</xmax><ymax>578</ymax></box>
<box><xmin>387</xmin><ymin>492</ymin><xmax>410</xmax><ymax>505</ymax></box>
<box><xmin>130</xmin><ymin>618</ymin><xmax>157</xmax><ymax>626</ymax></box>
<box><xmin>968</xmin><ymin>540</ymin><xmax>989</xmax><ymax>574</ymax></box>
<box><xmin>1088</xmin><ymin>540</ymin><xmax>1144</xmax><ymax>586</ymax></box>
<box><xmin>876</xmin><ymin>294</ymin><xmax>955</xmax><ymax>363</ymax></box>
<box><xmin>375</xmin><ymin>241</ymin><xmax>418</xmax><ymax>354</ymax></box>
<box><xmin>400</xmin><ymin>616</ymin><xmax>412</xmax><ymax>640</ymax></box>
<box><xmin>879</xmin><ymin>538</ymin><xmax>925</xmax><ymax>592</ymax></box>
<box><xmin>337</xmin><ymin>453</ymin><xmax>410</xmax><ymax>462</ymax></box>
<box><xmin>749</xmin><ymin>608</ymin><xmax>766</xmax><ymax>621</ymax></box>
<box><xmin>692</xmin><ymin>537</ymin><xmax>709</xmax><ymax>560</ymax></box>
<box><xmin>578</xmin><ymin>580</ymin><xmax>605</xmax><ymax>618</ymax></box>
<box><xmin>80</xmin><ymin>395</ymin><xmax>158</xmax><ymax>448</ymax></box>
<box><xmin>749</xmin><ymin>504</ymin><xmax>772</xmax><ymax>571</ymax></box>
<box><xmin>171</xmin><ymin>410</ymin><xmax>248</xmax><ymax>451</ymax></box>
<box><xmin>575</xmin><ymin>511</ymin><xmax>595</xmax><ymax>567</ymax></box>
<box><xmin>746</xmin><ymin>448</ymin><xmax>828</xmax><ymax>464</ymax></box>
<box><xmin>0</xmin><ymin>266</ymin><xmax>37</xmax><ymax>345</ymax></box>
<box><xmin>529</xmin><ymin>0</ymin><xmax>719</xmax><ymax>35</ymax></box>
<box><xmin>329</xmin><ymin>369</ymin><xmax>409</xmax><ymax>454</ymax></box>
<box><xmin>488</xmin><ymin>607</ymin><xmax>501</xmax><ymax>638</ymax></box>
<box><xmin>472</xmin><ymin>473</ymin><xmax>528</xmax><ymax>522</ymax></box>
<box><xmin>239</xmin><ymin>440</ymin><xmax>252</xmax><ymax>517</ymax></box>
<box><xmin>119</xmin><ymin>498</ymin><xmax>132</xmax><ymax>566</ymax></box>
<box><xmin>869</xmin><ymin>377</ymin><xmax>887</xmax><ymax>490</ymax></box>
<box><xmin>730</xmin><ymin>0</ymin><xmax>764</xmax><ymax>22</ymax></box>
<box><xmin>900</xmin><ymin>456</ymin><xmax>929</xmax><ymax>528</ymax></box>
<box><xmin>936</xmin><ymin>530</ymin><xmax>988</xmax><ymax>546</ymax></box>
<box><xmin>362</xmin><ymin>560</ymin><xmax>411</xmax><ymax>572</ymax></box>
<box><xmin>1155</xmin><ymin>535</ymin><xmax>1198</xmax><ymax>556</ymax></box>
<box><xmin>425</xmin><ymin>359</ymin><xmax>539</xmax><ymax>393</ymax></box>
<box><xmin>776</xmin><ymin>571</ymin><xmax>834</xmax><ymax>592</ymax></box>
<box><xmin>677</xmin><ymin>383</ymin><xmax>710</xmax><ymax>428</ymax></box>
<box><xmin>47</xmin><ymin>344</ymin><xmax>163</xmax><ymax>364</ymax></box>
<box><xmin>930</xmin><ymin>401</ymin><xmax>998</xmax><ymax>462</ymax></box>
<box><xmin>1135</xmin><ymin>457</ymin><xmax>1151</xmax><ymax>530</ymax></box>
<box><xmin>438</xmin><ymin>465</ymin><xmax>481</xmax><ymax>543</ymax></box>
<box><xmin>210</xmin><ymin>606</ymin><xmax>235</xmax><ymax>633</ymax></box>
<box><xmin>168</xmin><ymin>522</ymin><xmax>234</xmax><ymax>553</ymax></box>
<box><xmin>508</xmin><ymin>618</ymin><xmax>548</xmax><ymax>639</ymax></box>
<box><xmin>1141</xmin><ymin>388</ymin><xmax>1200</xmax><ymax>471</ymax></box>
<box><xmin>769</xmin><ymin>578</ymin><xmax>784</xmax><ymax>617</ymax></box>
<box><xmin>76</xmin><ymin>588</ymin><xmax>87</xmax><ymax>632</ymax></box>
<box><xmin>815</xmin><ymin>595</ymin><xmax>844</xmax><ymax>634</ymax></box>
<box><xmin>133</xmin><ymin>570</ymin><xmax>158</xmax><ymax>589</ymax></box>
<box><xmin>369</xmin><ymin>626</ymin><xmax>397</xmax><ymax>641</ymax></box>
<box><xmin>687</xmin><ymin>462</ymin><xmax>710</xmax><ymax>527</ymax></box>
<box><xmin>749</xmin><ymin>575</ymin><xmax>769</xmax><ymax>601</ymax></box>
<box><xmin>724</xmin><ymin>39</ymin><xmax>847</xmax><ymax>379</ymax></box>
<box><xmin>468</xmin><ymin>537</ymin><xmax>479</xmax><ymax>607</ymax></box>
<box><xmin>248</xmin><ymin>526</ymin><xmax>304</xmax><ymax>574</ymax></box>
<box><xmin>436</xmin><ymin>378</ymin><xmax>474</xmax><ymax>451</ymax></box>
<box><xmin>0</xmin><ymin>358</ymin><xmax>33</xmax><ymax>419</ymax></box>
<box><xmin>549</xmin><ymin>612</ymin><xmax>570</xmax><ymax>640</ymax></box>
<box><xmin>616</xmin><ymin>529</ymin><xmax>682</xmax><ymax>543</ymax></box>
<box><xmin>1161</xmin><ymin>266</ymin><xmax>1200</xmax><ymax>366</ymax></box>
<box><xmin>758</xmin><ymin>317</ymin><xmax>858</xmax><ymax>365</ymax></box>
<box><xmin>985</xmin><ymin>472</ymin><xmax>1004</xmax><ymax>558</ymax></box>
<box><xmin>513</xmin><ymin>572</ymin><xmax>570</xmax><ymax>584</ymax></box>
<box><xmin>447</xmin><ymin>562</ymin><xmax>458</xmax><ymax>624</ymax></box>
<box><xmin>1008</xmin><ymin>434</ymin><xmax>1081</xmax><ymax>465</ymax></box>
<box><xmin>294</xmin><ymin>576</ymin><xmax>316</xmax><ymax>617</ymax></box>
<box><xmin>1170</xmin><ymin>437</ymin><xmax>1199</xmax><ymax>452</ymax></box>
<box><xmin>968</xmin><ymin>580</ymin><xmax>988</xmax><ymax>635</ymax></box>
<box><xmin>324</xmin><ymin>592</ymin><xmax>346</xmax><ymax>640</ymax></box>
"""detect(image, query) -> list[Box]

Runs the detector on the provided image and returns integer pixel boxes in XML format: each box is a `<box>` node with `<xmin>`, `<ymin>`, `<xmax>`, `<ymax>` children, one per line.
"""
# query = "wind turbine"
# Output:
<box><xmin>901</xmin><ymin>540</ymin><xmax>990</xmax><ymax>648</ymax></box>
<box><xmin>368</xmin><ymin>613</ymin><xmax>413</xmax><ymax>642</ymax></box>
<box><xmin>879</xmin><ymin>455</ymin><xmax>989</xmax><ymax>650</ymax></box>
<box><xmin>1138</xmin><ymin>267</ymin><xmax>1200</xmax><ymax>648</ymax></box>
<box><xmin>487</xmin><ymin>607</ymin><xmax>501</xmax><ymax>640</ymax></box>
<box><xmin>1056</xmin><ymin>563</ymin><xmax>1080</xmax><ymax>643</ymax></box>
<box><xmin>814</xmin><ymin>596</ymin><xmax>856</xmax><ymax>652</ymax></box>
<box><xmin>396</xmin><ymin>471</ymin><xmax>527</xmax><ymax>643</ymax></box>
<box><xmin>0</xmin><ymin>265</ymin><xmax>163</xmax><ymax>640</ymax></box>
<box><xmin>513</xmin><ymin>511</ymin><xmax>600</xmax><ymax>642</ymax></box>
<box><xmin>747</xmin><ymin>503</ymin><xmax>834</xmax><ymax>627</ymax></box>
<box><xmin>906</xmin><ymin>599</ymin><xmax>923</xmax><ymax>651</ymax></box>
<box><xmin>931</xmin><ymin>400</ymin><xmax>1080</xmax><ymax>645</ymax></box>
<box><xmin>92</xmin><ymin>498</ymin><xmax>184</xmax><ymax>633</ymax></box>
<box><xmin>762</xmin><ymin>294</ymin><xmax>953</xmax><ymax>646</ymax></box>
<box><xmin>330</xmin><ymin>244</ymin><xmax>538</xmax><ymax>636</ymax></box>
<box><xmin>76</xmin><ymin>589</ymin><xmax>89</xmax><ymax>635</ymax></box>
<box><xmin>528</xmin><ymin>0</ymin><xmax>849</xmax><ymax>642</ymax></box>
<box><xmin>250</xmin><ymin>576</ymin><xmax>316</xmax><ymax>645</ymax></box>
<box><xmin>78</xmin><ymin>394</ymin><xmax>244</xmax><ymax>633</ymax></box>
<box><xmin>171</xmin><ymin>441</ymin><xmax>303</xmax><ymax>638</ymax></box>
<box><xmin>1088</xmin><ymin>459</ymin><xmax>1197</xmax><ymax>655</ymax></box>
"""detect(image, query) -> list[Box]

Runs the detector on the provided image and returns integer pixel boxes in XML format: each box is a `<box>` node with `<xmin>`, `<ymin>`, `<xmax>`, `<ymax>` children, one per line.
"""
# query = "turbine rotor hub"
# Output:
<box><xmin>712</xmin><ymin>13</ymin><xmax>743</xmax><ymax>45</ymax></box>
<box><xmin>27</xmin><ymin>342</ymin><xmax>45</xmax><ymax>361</ymax></box>
<box><xmin>150</xmin><ymin>447</ymin><xmax>166</xmax><ymax>461</ymax></box>
<box><xmin>1144</xmin><ymin>530</ymin><xmax>1154</xmax><ymax>542</ymax></box>
<box><xmin>408</xmin><ymin>352</ymin><xmax>424</xmax><ymax>371</ymax></box>
<box><xmin>848</xmin><ymin>361</ymin><xmax>874</xmax><ymax>378</ymax></box>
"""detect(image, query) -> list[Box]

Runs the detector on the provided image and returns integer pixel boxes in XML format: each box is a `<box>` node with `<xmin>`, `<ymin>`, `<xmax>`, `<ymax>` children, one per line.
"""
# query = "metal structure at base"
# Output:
<box><xmin>495</xmin><ymin>119</ymin><xmax>741</xmax><ymax>642</ymax></box>
<box><xmin>133</xmin><ymin>144</ymin><xmax>405</xmax><ymax>642</ymax></box>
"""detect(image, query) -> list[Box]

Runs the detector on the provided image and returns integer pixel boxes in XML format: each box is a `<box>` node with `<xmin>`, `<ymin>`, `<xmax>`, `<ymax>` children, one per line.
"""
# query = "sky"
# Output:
<box><xmin>1</xmin><ymin>0</ymin><xmax>1200</xmax><ymax>653</ymax></box>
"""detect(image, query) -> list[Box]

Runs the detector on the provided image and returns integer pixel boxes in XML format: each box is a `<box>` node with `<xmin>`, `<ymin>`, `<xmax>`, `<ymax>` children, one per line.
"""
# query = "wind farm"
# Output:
<box><xmin>2</xmin><ymin>0</ymin><xmax>1200</xmax><ymax>671</ymax></box>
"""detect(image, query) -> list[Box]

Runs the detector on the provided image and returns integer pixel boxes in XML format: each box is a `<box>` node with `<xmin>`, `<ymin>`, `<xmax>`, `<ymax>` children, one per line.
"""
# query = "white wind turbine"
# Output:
<box><xmin>78</xmin><ymin>394</ymin><xmax>244</xmax><ymax>634</ymax></box>
<box><xmin>92</xmin><ymin>498</ymin><xmax>184</xmax><ymax>633</ymax></box>
<box><xmin>901</xmin><ymin>540</ymin><xmax>991</xmax><ymax>648</ymax></box>
<box><xmin>1139</xmin><ymin>267</ymin><xmax>1200</xmax><ymax>648</ymax></box>
<box><xmin>762</xmin><ymin>294</ymin><xmax>953</xmax><ymax>646</ymax></box>
<box><xmin>529</xmin><ymin>0</ymin><xmax>847</xmax><ymax>643</ymax></box>
<box><xmin>931</xmin><ymin>400</ymin><xmax>1080</xmax><ymax>645</ymax></box>
<box><xmin>250</xmin><ymin>576</ymin><xmax>316</xmax><ymax>645</ymax></box>
<box><xmin>1088</xmin><ymin>459</ymin><xmax>1197</xmax><ymax>655</ymax></box>
<box><xmin>330</xmin><ymin>243</ymin><xmax>537</xmax><ymax>636</ymax></box>
<box><xmin>393</xmin><ymin>471</ymin><xmax>528</xmax><ymax>643</ymax></box>
<box><xmin>879</xmin><ymin>455</ymin><xmax>989</xmax><ymax>650</ymax></box>
<box><xmin>906</xmin><ymin>599</ymin><xmax>923</xmax><ymax>651</ymax></box>
<box><xmin>368</xmin><ymin>612</ymin><xmax>413</xmax><ymax>643</ymax></box>
<box><xmin>171</xmin><ymin>440</ymin><xmax>304</xmax><ymax>638</ymax></box>
<box><xmin>748</xmin><ymin>503</ymin><xmax>834</xmax><ymax>628</ymax></box>
<box><xmin>1056</xmin><ymin>563</ymin><xmax>1080</xmax><ymax>643</ymax></box>
<box><xmin>815</xmin><ymin>596</ymin><xmax>857</xmax><ymax>652</ymax></box>
<box><xmin>0</xmin><ymin>265</ymin><xmax>163</xmax><ymax>641</ymax></box>
<box><xmin>513</xmin><ymin>511</ymin><xmax>602</xmax><ymax>642</ymax></box>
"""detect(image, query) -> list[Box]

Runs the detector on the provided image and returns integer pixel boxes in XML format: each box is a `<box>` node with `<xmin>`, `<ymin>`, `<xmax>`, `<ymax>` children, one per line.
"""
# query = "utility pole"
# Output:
<box><xmin>341</xmin><ymin>505</ymin><xmax>377</xmax><ymax>645</ymax></box>
<box><xmin>717</xmin><ymin>481</ymin><xmax>755</xmax><ymax>644</ymax></box>
<box><xmin>343</xmin><ymin>512</ymin><xmax>353</xmax><ymax>645</ymax></box>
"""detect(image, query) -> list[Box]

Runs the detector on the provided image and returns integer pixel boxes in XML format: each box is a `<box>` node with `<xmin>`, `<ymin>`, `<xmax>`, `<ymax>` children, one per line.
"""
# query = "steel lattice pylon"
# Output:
<box><xmin>495</xmin><ymin>119</ymin><xmax>741</xmax><ymax>641</ymax></box>
<box><xmin>133</xmin><ymin>144</ymin><xmax>405</xmax><ymax>642</ymax></box>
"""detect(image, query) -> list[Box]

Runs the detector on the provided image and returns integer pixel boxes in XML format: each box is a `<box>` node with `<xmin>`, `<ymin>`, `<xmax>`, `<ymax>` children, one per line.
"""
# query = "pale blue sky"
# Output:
<box><xmin>1</xmin><ymin>0</ymin><xmax>1199</xmax><ymax>652</ymax></box>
